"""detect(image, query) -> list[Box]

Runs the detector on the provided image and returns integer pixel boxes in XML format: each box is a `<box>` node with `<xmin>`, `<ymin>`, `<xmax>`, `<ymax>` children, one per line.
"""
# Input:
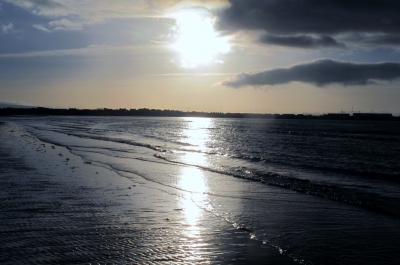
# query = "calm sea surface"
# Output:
<box><xmin>6</xmin><ymin>116</ymin><xmax>400</xmax><ymax>264</ymax></box>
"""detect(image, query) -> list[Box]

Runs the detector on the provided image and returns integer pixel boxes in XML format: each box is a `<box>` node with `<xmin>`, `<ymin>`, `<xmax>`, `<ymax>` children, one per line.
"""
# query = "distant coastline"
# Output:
<box><xmin>0</xmin><ymin>107</ymin><xmax>399</xmax><ymax>121</ymax></box>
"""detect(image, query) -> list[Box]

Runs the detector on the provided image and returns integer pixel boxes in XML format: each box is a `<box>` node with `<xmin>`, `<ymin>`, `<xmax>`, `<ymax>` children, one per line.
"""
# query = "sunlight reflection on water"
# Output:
<box><xmin>182</xmin><ymin>117</ymin><xmax>212</xmax><ymax>152</ymax></box>
<box><xmin>178</xmin><ymin>118</ymin><xmax>211</xmax><ymax>241</ymax></box>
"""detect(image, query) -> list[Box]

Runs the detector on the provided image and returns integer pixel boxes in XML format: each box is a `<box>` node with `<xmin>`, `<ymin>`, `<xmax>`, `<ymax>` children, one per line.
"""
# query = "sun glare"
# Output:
<box><xmin>170</xmin><ymin>10</ymin><xmax>231</xmax><ymax>68</ymax></box>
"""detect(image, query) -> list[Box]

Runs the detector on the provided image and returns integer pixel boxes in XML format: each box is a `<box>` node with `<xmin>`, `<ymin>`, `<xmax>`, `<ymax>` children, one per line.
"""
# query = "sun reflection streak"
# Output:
<box><xmin>182</xmin><ymin>117</ymin><xmax>212</xmax><ymax>153</ymax></box>
<box><xmin>179</xmin><ymin>167</ymin><xmax>208</xmax><ymax>227</ymax></box>
<box><xmin>177</xmin><ymin>118</ymin><xmax>212</xmax><ymax>240</ymax></box>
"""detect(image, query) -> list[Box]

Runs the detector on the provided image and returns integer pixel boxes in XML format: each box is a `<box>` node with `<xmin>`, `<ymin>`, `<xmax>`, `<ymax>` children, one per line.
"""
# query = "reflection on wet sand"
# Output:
<box><xmin>179</xmin><ymin>166</ymin><xmax>208</xmax><ymax>225</ymax></box>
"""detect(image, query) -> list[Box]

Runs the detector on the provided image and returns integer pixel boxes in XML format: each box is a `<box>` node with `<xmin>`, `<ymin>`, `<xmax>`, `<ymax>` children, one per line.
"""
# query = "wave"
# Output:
<box><xmin>142</xmin><ymin>134</ymin><xmax>197</xmax><ymax>147</ymax></box>
<box><xmin>154</xmin><ymin>153</ymin><xmax>400</xmax><ymax>217</ymax></box>
<box><xmin>53</xmin><ymin>127</ymin><xmax>400</xmax><ymax>182</ymax></box>
<box><xmin>293</xmin><ymin>163</ymin><xmax>400</xmax><ymax>182</ymax></box>
<box><xmin>27</xmin><ymin>122</ymin><xmax>400</xmax><ymax>217</ymax></box>
<box><xmin>265</xmin><ymin>176</ymin><xmax>400</xmax><ymax>217</ymax></box>
<box><xmin>218</xmin><ymin>153</ymin><xmax>400</xmax><ymax>181</ymax></box>
<box><xmin>31</xmin><ymin>124</ymin><xmax>400</xmax><ymax>183</ymax></box>
<box><xmin>269</xmin><ymin>129</ymin><xmax>400</xmax><ymax>142</ymax></box>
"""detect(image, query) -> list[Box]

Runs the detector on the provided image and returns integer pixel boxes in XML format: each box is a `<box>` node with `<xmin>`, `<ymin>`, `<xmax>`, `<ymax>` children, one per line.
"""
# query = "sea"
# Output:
<box><xmin>1</xmin><ymin>116</ymin><xmax>400</xmax><ymax>264</ymax></box>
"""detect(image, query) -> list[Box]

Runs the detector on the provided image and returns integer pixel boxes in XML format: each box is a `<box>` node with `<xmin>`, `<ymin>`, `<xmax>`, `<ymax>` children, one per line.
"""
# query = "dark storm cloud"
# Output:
<box><xmin>222</xmin><ymin>59</ymin><xmax>400</xmax><ymax>88</ymax></box>
<box><xmin>350</xmin><ymin>34</ymin><xmax>400</xmax><ymax>46</ymax></box>
<box><xmin>217</xmin><ymin>0</ymin><xmax>400</xmax><ymax>48</ymax></box>
<box><xmin>217</xmin><ymin>0</ymin><xmax>400</xmax><ymax>34</ymax></box>
<box><xmin>259</xmin><ymin>35</ymin><xmax>345</xmax><ymax>48</ymax></box>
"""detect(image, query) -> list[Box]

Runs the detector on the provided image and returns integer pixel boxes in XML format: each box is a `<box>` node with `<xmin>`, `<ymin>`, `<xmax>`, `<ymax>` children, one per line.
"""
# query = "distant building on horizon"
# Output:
<box><xmin>352</xmin><ymin>113</ymin><xmax>393</xmax><ymax>120</ymax></box>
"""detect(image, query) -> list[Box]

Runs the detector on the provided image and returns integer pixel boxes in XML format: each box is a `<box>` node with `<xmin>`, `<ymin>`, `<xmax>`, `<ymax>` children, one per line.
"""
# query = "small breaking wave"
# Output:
<box><xmin>155</xmin><ymin>153</ymin><xmax>400</xmax><ymax>217</ymax></box>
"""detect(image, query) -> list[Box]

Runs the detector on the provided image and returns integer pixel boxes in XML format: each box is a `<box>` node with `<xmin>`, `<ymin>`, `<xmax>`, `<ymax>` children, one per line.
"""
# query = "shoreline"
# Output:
<box><xmin>0</xmin><ymin>121</ymin><xmax>294</xmax><ymax>264</ymax></box>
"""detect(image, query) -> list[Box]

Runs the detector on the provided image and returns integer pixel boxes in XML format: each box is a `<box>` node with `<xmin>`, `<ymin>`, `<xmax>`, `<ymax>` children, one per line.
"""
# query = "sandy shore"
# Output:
<box><xmin>0</xmin><ymin>121</ymin><xmax>293</xmax><ymax>264</ymax></box>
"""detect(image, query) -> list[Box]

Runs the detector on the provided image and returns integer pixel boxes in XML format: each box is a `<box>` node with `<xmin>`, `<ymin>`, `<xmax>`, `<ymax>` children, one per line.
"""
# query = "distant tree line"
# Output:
<box><xmin>0</xmin><ymin>107</ymin><xmax>398</xmax><ymax>121</ymax></box>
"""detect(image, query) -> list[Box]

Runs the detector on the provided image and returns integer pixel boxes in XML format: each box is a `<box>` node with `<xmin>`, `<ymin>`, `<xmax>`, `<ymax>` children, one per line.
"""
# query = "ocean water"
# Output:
<box><xmin>4</xmin><ymin>116</ymin><xmax>400</xmax><ymax>264</ymax></box>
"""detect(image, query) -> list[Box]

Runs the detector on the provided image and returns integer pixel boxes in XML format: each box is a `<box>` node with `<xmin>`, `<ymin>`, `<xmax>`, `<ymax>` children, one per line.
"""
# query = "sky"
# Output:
<box><xmin>1</xmin><ymin>0</ymin><xmax>400</xmax><ymax>114</ymax></box>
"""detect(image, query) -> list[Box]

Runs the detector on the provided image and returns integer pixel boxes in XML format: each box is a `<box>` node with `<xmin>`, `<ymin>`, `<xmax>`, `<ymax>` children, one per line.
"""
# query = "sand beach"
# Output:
<box><xmin>0</xmin><ymin>121</ymin><xmax>294</xmax><ymax>264</ymax></box>
<box><xmin>1</xmin><ymin>117</ymin><xmax>400</xmax><ymax>265</ymax></box>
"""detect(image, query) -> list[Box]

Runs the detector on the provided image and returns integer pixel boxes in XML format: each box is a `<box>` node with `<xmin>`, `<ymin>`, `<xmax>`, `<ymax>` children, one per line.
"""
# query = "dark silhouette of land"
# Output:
<box><xmin>0</xmin><ymin>107</ymin><xmax>398</xmax><ymax>121</ymax></box>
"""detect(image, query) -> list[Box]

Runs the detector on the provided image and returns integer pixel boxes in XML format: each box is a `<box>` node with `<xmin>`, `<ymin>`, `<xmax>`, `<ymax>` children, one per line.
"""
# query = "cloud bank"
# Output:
<box><xmin>217</xmin><ymin>0</ymin><xmax>400</xmax><ymax>48</ymax></box>
<box><xmin>5</xmin><ymin>0</ymin><xmax>225</xmax><ymax>23</ymax></box>
<box><xmin>222</xmin><ymin>60</ymin><xmax>400</xmax><ymax>88</ymax></box>
<box><xmin>259</xmin><ymin>35</ymin><xmax>345</xmax><ymax>49</ymax></box>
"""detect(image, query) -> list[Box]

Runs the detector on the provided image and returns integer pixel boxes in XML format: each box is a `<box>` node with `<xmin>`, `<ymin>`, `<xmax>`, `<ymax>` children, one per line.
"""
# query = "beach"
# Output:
<box><xmin>3</xmin><ymin>1</ymin><xmax>400</xmax><ymax>263</ymax></box>
<box><xmin>0</xmin><ymin>121</ymin><xmax>294</xmax><ymax>264</ymax></box>
<box><xmin>1</xmin><ymin>117</ymin><xmax>400</xmax><ymax>264</ymax></box>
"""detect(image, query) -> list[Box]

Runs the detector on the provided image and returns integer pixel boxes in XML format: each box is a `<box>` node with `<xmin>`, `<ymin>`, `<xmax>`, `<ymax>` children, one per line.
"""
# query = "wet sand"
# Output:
<box><xmin>0</xmin><ymin>122</ymin><xmax>294</xmax><ymax>264</ymax></box>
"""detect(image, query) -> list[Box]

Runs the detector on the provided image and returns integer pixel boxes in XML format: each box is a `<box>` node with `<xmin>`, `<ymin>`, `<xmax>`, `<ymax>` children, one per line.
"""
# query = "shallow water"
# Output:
<box><xmin>0</xmin><ymin>122</ymin><xmax>294</xmax><ymax>264</ymax></box>
<box><xmin>1</xmin><ymin>117</ymin><xmax>400</xmax><ymax>264</ymax></box>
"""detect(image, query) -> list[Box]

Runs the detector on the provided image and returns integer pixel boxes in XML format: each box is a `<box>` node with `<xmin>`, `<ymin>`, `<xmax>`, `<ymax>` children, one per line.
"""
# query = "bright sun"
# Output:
<box><xmin>169</xmin><ymin>10</ymin><xmax>231</xmax><ymax>68</ymax></box>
